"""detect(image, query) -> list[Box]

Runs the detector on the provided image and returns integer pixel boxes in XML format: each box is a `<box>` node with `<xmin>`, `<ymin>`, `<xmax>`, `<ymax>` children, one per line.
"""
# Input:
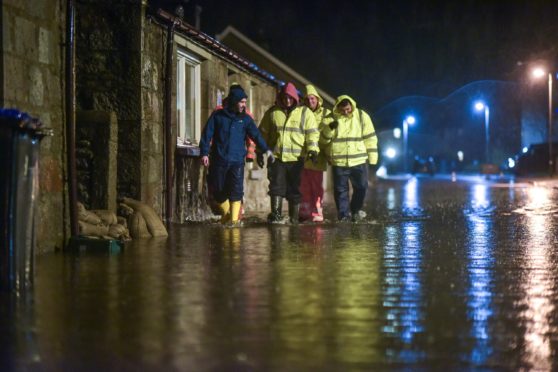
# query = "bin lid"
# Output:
<box><xmin>0</xmin><ymin>108</ymin><xmax>52</xmax><ymax>137</ymax></box>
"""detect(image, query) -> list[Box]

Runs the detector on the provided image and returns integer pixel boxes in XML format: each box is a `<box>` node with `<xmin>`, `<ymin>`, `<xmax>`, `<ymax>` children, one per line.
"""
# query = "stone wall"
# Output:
<box><xmin>140</xmin><ymin>13</ymin><xmax>166</xmax><ymax>214</ymax></box>
<box><xmin>1</xmin><ymin>0</ymin><xmax>67</xmax><ymax>253</ymax></box>
<box><xmin>76</xmin><ymin>110</ymin><xmax>118</xmax><ymax>211</ymax></box>
<box><xmin>75</xmin><ymin>0</ymin><xmax>144</xmax><ymax>205</ymax></box>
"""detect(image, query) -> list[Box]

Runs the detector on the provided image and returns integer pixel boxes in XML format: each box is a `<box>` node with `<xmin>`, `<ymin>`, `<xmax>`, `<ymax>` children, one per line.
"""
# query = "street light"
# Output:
<box><xmin>474</xmin><ymin>101</ymin><xmax>490</xmax><ymax>163</ymax></box>
<box><xmin>402</xmin><ymin>115</ymin><xmax>416</xmax><ymax>173</ymax></box>
<box><xmin>531</xmin><ymin>67</ymin><xmax>554</xmax><ymax>175</ymax></box>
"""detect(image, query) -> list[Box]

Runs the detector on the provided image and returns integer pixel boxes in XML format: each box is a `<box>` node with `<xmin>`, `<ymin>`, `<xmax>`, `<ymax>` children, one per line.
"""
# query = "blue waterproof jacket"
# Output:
<box><xmin>200</xmin><ymin>108</ymin><xmax>269</xmax><ymax>164</ymax></box>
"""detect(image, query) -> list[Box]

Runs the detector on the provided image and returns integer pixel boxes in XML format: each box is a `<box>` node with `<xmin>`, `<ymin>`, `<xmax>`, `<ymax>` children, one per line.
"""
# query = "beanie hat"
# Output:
<box><xmin>227</xmin><ymin>86</ymin><xmax>248</xmax><ymax>108</ymax></box>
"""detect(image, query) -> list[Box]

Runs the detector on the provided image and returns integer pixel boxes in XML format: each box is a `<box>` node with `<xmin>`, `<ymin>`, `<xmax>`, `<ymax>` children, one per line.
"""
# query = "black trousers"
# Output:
<box><xmin>332</xmin><ymin>163</ymin><xmax>368</xmax><ymax>219</ymax></box>
<box><xmin>208</xmin><ymin>162</ymin><xmax>245</xmax><ymax>203</ymax></box>
<box><xmin>268</xmin><ymin>159</ymin><xmax>304</xmax><ymax>203</ymax></box>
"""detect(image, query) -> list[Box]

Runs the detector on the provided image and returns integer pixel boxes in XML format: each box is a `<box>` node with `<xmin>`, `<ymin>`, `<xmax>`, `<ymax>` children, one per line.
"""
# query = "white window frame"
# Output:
<box><xmin>176</xmin><ymin>50</ymin><xmax>201</xmax><ymax>143</ymax></box>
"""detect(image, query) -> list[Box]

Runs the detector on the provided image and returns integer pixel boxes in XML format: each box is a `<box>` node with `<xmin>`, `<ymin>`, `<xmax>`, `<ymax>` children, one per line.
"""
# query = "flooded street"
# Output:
<box><xmin>3</xmin><ymin>176</ymin><xmax>558</xmax><ymax>370</ymax></box>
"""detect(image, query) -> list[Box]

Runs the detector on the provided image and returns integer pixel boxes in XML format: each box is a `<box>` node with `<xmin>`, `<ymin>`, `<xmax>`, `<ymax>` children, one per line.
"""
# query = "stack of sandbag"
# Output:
<box><xmin>119</xmin><ymin>197</ymin><xmax>168</xmax><ymax>239</ymax></box>
<box><xmin>77</xmin><ymin>202</ymin><xmax>131</xmax><ymax>241</ymax></box>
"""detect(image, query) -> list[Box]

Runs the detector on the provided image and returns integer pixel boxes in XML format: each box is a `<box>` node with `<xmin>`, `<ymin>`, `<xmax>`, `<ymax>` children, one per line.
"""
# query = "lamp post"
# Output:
<box><xmin>474</xmin><ymin>101</ymin><xmax>490</xmax><ymax>163</ymax></box>
<box><xmin>402</xmin><ymin>115</ymin><xmax>416</xmax><ymax>173</ymax></box>
<box><xmin>532</xmin><ymin>67</ymin><xmax>554</xmax><ymax>175</ymax></box>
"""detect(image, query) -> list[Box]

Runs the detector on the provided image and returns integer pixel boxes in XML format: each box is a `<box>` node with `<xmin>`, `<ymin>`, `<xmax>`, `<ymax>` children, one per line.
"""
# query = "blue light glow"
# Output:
<box><xmin>508</xmin><ymin>158</ymin><xmax>515</xmax><ymax>168</ymax></box>
<box><xmin>474</xmin><ymin>101</ymin><xmax>486</xmax><ymax>112</ymax></box>
<box><xmin>385</xmin><ymin>147</ymin><xmax>397</xmax><ymax>159</ymax></box>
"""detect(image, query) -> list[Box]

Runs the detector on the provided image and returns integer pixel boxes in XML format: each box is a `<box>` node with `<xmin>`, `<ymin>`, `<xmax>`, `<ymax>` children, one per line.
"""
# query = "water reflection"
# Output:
<box><xmin>403</xmin><ymin>178</ymin><xmax>423</xmax><ymax>217</ymax></box>
<box><xmin>268</xmin><ymin>225</ymin><xmax>383</xmax><ymax>367</ymax></box>
<box><xmin>520</xmin><ymin>187</ymin><xmax>555</xmax><ymax>370</ymax></box>
<box><xmin>4</xmin><ymin>179</ymin><xmax>558</xmax><ymax>369</ymax></box>
<box><xmin>466</xmin><ymin>183</ymin><xmax>494</xmax><ymax>364</ymax></box>
<box><xmin>382</xmin><ymin>178</ymin><xmax>425</xmax><ymax>362</ymax></box>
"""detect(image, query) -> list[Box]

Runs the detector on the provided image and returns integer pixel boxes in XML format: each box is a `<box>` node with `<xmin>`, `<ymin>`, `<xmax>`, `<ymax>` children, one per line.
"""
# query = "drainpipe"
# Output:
<box><xmin>65</xmin><ymin>0</ymin><xmax>78</xmax><ymax>237</ymax></box>
<box><xmin>164</xmin><ymin>20</ymin><xmax>177</xmax><ymax>226</ymax></box>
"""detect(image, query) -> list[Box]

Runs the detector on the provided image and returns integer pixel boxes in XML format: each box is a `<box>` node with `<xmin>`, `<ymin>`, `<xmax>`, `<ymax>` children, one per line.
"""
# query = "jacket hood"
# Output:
<box><xmin>333</xmin><ymin>95</ymin><xmax>357</xmax><ymax>117</ymax></box>
<box><xmin>304</xmin><ymin>84</ymin><xmax>323</xmax><ymax>108</ymax></box>
<box><xmin>280</xmin><ymin>82</ymin><xmax>300</xmax><ymax>104</ymax></box>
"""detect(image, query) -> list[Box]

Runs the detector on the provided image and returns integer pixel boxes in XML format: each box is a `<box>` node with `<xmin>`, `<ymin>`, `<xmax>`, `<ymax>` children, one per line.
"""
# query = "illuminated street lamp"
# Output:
<box><xmin>474</xmin><ymin>101</ymin><xmax>490</xmax><ymax>163</ymax></box>
<box><xmin>402</xmin><ymin>115</ymin><xmax>416</xmax><ymax>173</ymax></box>
<box><xmin>531</xmin><ymin>67</ymin><xmax>554</xmax><ymax>175</ymax></box>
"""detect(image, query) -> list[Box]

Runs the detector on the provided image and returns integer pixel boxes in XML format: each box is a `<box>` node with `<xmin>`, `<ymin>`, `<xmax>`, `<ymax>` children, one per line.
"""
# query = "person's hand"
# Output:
<box><xmin>266</xmin><ymin>150</ymin><xmax>275</xmax><ymax>165</ymax></box>
<box><xmin>201</xmin><ymin>155</ymin><xmax>209</xmax><ymax>167</ymax></box>
<box><xmin>329</xmin><ymin>120</ymin><xmax>338</xmax><ymax>130</ymax></box>
<box><xmin>257</xmin><ymin>152</ymin><xmax>265</xmax><ymax>168</ymax></box>
<box><xmin>368</xmin><ymin>163</ymin><xmax>378</xmax><ymax>172</ymax></box>
<box><xmin>307</xmin><ymin>150</ymin><xmax>318</xmax><ymax>164</ymax></box>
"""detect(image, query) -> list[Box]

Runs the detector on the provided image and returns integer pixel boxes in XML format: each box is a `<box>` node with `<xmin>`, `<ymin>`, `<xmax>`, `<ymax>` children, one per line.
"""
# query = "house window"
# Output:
<box><xmin>177</xmin><ymin>50</ymin><xmax>201</xmax><ymax>144</ymax></box>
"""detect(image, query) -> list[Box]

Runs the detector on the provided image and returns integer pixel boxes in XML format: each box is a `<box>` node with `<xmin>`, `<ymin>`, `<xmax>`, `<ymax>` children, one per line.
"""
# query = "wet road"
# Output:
<box><xmin>3</xmin><ymin>175</ymin><xmax>558</xmax><ymax>370</ymax></box>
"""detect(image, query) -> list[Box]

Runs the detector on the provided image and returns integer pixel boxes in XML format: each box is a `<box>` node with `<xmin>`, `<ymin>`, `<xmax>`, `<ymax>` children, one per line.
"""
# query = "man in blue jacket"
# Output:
<box><xmin>200</xmin><ymin>86</ymin><xmax>274</xmax><ymax>225</ymax></box>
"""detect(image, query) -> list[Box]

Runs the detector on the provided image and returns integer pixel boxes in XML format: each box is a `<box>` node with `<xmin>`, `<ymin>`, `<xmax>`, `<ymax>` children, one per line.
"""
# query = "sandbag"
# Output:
<box><xmin>128</xmin><ymin>211</ymin><xmax>151</xmax><ymax>239</ymax></box>
<box><xmin>79</xmin><ymin>221</ymin><xmax>109</xmax><ymax>236</ymax></box>
<box><xmin>92</xmin><ymin>209</ymin><xmax>118</xmax><ymax>226</ymax></box>
<box><xmin>121</xmin><ymin>197</ymin><xmax>168</xmax><ymax>237</ymax></box>
<box><xmin>77</xmin><ymin>202</ymin><xmax>102</xmax><ymax>225</ymax></box>
<box><xmin>108</xmin><ymin>223</ymin><xmax>131</xmax><ymax>241</ymax></box>
<box><xmin>117</xmin><ymin>216</ymin><xmax>127</xmax><ymax>228</ymax></box>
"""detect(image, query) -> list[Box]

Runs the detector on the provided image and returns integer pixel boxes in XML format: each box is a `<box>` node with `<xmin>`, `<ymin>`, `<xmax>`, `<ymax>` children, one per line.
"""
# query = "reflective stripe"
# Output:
<box><xmin>367</xmin><ymin>148</ymin><xmax>378</xmax><ymax>153</ymax></box>
<box><xmin>359</xmin><ymin>109</ymin><xmax>363</xmax><ymax>131</ymax></box>
<box><xmin>362</xmin><ymin>131</ymin><xmax>376</xmax><ymax>139</ymax></box>
<box><xmin>307</xmin><ymin>142</ymin><xmax>319</xmax><ymax>147</ymax></box>
<box><xmin>300</xmin><ymin>107</ymin><xmax>307</xmax><ymax>131</ymax></box>
<box><xmin>284</xmin><ymin>127</ymin><xmax>303</xmax><ymax>133</ymax></box>
<box><xmin>281</xmin><ymin>148</ymin><xmax>302</xmax><ymax>154</ymax></box>
<box><xmin>331</xmin><ymin>153</ymin><xmax>367</xmax><ymax>159</ymax></box>
<box><xmin>304</xmin><ymin>128</ymin><xmax>319</xmax><ymax>134</ymax></box>
<box><xmin>332</xmin><ymin>137</ymin><xmax>364</xmax><ymax>142</ymax></box>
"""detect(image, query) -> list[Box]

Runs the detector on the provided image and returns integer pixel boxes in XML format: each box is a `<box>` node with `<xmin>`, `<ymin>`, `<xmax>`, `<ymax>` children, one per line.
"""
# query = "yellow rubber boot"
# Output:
<box><xmin>219</xmin><ymin>200</ymin><xmax>230</xmax><ymax>223</ymax></box>
<box><xmin>230</xmin><ymin>201</ymin><xmax>242</xmax><ymax>225</ymax></box>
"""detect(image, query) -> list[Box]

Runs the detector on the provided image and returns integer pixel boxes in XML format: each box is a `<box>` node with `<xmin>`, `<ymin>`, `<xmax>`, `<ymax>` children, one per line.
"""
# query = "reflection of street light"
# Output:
<box><xmin>531</xmin><ymin>67</ymin><xmax>554</xmax><ymax>175</ymax></box>
<box><xmin>474</xmin><ymin>101</ymin><xmax>490</xmax><ymax>163</ymax></box>
<box><xmin>403</xmin><ymin>115</ymin><xmax>416</xmax><ymax>173</ymax></box>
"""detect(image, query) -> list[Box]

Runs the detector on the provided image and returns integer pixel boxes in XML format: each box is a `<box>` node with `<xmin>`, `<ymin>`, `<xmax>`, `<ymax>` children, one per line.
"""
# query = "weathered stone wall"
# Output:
<box><xmin>76</xmin><ymin>110</ymin><xmax>118</xmax><ymax>211</ymax></box>
<box><xmin>75</xmin><ymin>0</ymin><xmax>144</xmax><ymax>205</ymax></box>
<box><xmin>140</xmin><ymin>14</ymin><xmax>165</xmax><ymax>213</ymax></box>
<box><xmin>1</xmin><ymin>0</ymin><xmax>67</xmax><ymax>253</ymax></box>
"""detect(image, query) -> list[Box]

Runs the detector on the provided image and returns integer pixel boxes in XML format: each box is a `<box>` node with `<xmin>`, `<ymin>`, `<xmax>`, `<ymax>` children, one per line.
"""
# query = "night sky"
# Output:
<box><xmin>160</xmin><ymin>0</ymin><xmax>558</xmax><ymax>115</ymax></box>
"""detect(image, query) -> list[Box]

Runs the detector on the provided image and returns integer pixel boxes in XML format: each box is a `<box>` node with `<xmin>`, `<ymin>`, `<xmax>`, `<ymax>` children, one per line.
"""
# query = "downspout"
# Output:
<box><xmin>65</xmin><ymin>0</ymin><xmax>78</xmax><ymax>237</ymax></box>
<box><xmin>164</xmin><ymin>20</ymin><xmax>177</xmax><ymax>226</ymax></box>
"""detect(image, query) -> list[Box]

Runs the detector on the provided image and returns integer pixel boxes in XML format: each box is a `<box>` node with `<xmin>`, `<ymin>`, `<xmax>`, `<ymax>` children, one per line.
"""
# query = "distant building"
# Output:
<box><xmin>217</xmin><ymin>26</ymin><xmax>335</xmax><ymax>109</ymax></box>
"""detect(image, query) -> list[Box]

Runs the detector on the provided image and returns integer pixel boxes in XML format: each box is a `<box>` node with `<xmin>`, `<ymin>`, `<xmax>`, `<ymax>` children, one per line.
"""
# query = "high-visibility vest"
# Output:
<box><xmin>259</xmin><ymin>105</ymin><xmax>319</xmax><ymax>162</ymax></box>
<box><xmin>322</xmin><ymin>109</ymin><xmax>378</xmax><ymax>167</ymax></box>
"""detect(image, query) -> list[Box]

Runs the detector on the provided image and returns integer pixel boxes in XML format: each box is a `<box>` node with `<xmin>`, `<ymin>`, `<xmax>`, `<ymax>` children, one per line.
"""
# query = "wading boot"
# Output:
<box><xmin>219</xmin><ymin>200</ymin><xmax>231</xmax><ymax>224</ymax></box>
<box><xmin>267</xmin><ymin>196</ymin><xmax>283</xmax><ymax>223</ymax></box>
<box><xmin>229</xmin><ymin>201</ymin><xmax>242</xmax><ymax>227</ymax></box>
<box><xmin>288</xmin><ymin>202</ymin><xmax>300</xmax><ymax>225</ymax></box>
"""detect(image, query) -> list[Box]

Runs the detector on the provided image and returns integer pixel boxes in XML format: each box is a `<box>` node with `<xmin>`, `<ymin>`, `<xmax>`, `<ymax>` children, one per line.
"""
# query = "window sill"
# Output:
<box><xmin>176</xmin><ymin>144</ymin><xmax>200</xmax><ymax>157</ymax></box>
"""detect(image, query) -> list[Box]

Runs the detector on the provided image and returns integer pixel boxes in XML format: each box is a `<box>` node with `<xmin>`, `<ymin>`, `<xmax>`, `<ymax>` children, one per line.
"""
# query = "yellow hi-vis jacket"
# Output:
<box><xmin>320</xmin><ymin>95</ymin><xmax>378</xmax><ymax>167</ymax></box>
<box><xmin>303</xmin><ymin>84</ymin><xmax>331</xmax><ymax>172</ymax></box>
<box><xmin>259</xmin><ymin>104</ymin><xmax>319</xmax><ymax>162</ymax></box>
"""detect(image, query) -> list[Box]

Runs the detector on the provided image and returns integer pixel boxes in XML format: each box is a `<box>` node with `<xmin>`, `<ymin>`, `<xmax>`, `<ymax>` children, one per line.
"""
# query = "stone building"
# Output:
<box><xmin>1</xmin><ymin>1</ymin><xmax>334</xmax><ymax>252</ymax></box>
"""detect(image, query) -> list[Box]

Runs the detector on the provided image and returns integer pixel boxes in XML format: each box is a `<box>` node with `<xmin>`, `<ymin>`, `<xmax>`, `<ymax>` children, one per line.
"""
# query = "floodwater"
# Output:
<box><xmin>3</xmin><ymin>175</ymin><xmax>558</xmax><ymax>371</ymax></box>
